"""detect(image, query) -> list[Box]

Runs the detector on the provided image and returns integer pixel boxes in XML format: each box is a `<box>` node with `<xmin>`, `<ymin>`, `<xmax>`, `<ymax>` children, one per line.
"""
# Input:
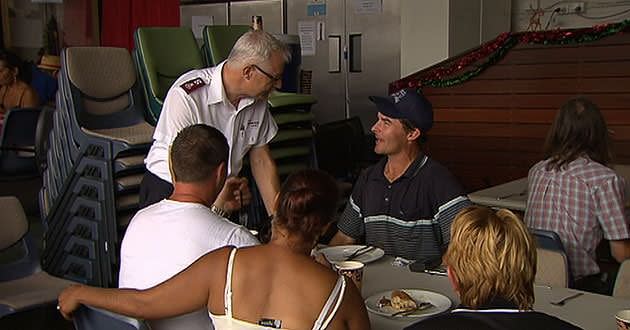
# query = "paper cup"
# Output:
<box><xmin>334</xmin><ymin>261</ymin><xmax>364</xmax><ymax>291</ymax></box>
<box><xmin>616</xmin><ymin>310</ymin><xmax>630</xmax><ymax>330</ymax></box>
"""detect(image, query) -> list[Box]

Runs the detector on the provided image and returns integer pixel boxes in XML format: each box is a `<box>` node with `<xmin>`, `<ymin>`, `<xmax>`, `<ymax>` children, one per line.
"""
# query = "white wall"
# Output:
<box><xmin>400</xmin><ymin>0</ymin><xmax>449</xmax><ymax>77</ymax></box>
<box><xmin>512</xmin><ymin>0</ymin><xmax>630</xmax><ymax>31</ymax></box>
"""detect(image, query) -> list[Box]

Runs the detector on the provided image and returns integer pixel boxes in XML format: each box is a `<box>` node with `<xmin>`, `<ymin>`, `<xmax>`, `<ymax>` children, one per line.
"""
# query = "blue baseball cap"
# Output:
<box><xmin>369</xmin><ymin>88</ymin><xmax>433</xmax><ymax>132</ymax></box>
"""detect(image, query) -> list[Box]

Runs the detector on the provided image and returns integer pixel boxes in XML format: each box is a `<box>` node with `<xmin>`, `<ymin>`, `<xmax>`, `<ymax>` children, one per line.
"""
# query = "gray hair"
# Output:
<box><xmin>227</xmin><ymin>30</ymin><xmax>291</xmax><ymax>67</ymax></box>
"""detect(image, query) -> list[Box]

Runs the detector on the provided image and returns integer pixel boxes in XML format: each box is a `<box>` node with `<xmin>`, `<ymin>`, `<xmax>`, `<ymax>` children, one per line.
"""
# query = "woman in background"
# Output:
<box><xmin>58</xmin><ymin>169</ymin><xmax>370</xmax><ymax>330</ymax></box>
<box><xmin>0</xmin><ymin>50</ymin><xmax>39</xmax><ymax>124</ymax></box>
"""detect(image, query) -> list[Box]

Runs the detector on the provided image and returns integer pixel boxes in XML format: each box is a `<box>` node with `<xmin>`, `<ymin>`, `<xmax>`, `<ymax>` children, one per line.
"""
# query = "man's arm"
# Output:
<box><xmin>329</xmin><ymin>230</ymin><xmax>356</xmax><ymax>246</ymax></box>
<box><xmin>249</xmin><ymin>144</ymin><xmax>280</xmax><ymax>215</ymax></box>
<box><xmin>610</xmin><ymin>239</ymin><xmax>630</xmax><ymax>263</ymax></box>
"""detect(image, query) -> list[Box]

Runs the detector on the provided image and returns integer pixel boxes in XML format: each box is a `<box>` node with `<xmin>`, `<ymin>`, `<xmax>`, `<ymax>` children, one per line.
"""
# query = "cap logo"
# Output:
<box><xmin>391</xmin><ymin>88</ymin><xmax>407</xmax><ymax>104</ymax></box>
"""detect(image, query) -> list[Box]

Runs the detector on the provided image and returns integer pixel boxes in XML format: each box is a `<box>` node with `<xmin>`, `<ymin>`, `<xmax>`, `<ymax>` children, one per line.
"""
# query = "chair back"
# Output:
<box><xmin>0</xmin><ymin>196</ymin><xmax>40</xmax><ymax>281</ymax></box>
<box><xmin>202</xmin><ymin>25</ymin><xmax>250</xmax><ymax>66</ymax></box>
<box><xmin>531</xmin><ymin>228</ymin><xmax>565</xmax><ymax>252</ymax></box>
<box><xmin>134</xmin><ymin>27</ymin><xmax>204</xmax><ymax>123</ymax></box>
<box><xmin>34</xmin><ymin>107</ymin><xmax>54</xmax><ymax>174</ymax></box>
<box><xmin>73</xmin><ymin>304</ymin><xmax>149</xmax><ymax>330</ymax></box>
<box><xmin>63</xmin><ymin>47</ymin><xmax>147</xmax><ymax>130</ymax></box>
<box><xmin>314</xmin><ymin>116</ymin><xmax>365</xmax><ymax>180</ymax></box>
<box><xmin>614</xmin><ymin>259</ymin><xmax>630</xmax><ymax>298</ymax></box>
<box><xmin>535</xmin><ymin>248</ymin><xmax>569</xmax><ymax>288</ymax></box>
<box><xmin>0</xmin><ymin>108</ymin><xmax>41</xmax><ymax>176</ymax></box>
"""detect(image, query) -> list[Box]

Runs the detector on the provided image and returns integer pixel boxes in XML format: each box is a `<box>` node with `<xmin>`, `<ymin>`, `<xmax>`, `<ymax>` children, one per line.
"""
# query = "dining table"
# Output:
<box><xmin>362</xmin><ymin>256</ymin><xmax>630</xmax><ymax>330</ymax></box>
<box><xmin>467</xmin><ymin>164</ymin><xmax>630</xmax><ymax>212</ymax></box>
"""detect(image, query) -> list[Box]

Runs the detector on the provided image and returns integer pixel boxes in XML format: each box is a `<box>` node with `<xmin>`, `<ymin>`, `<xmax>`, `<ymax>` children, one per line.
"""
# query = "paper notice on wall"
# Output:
<box><xmin>354</xmin><ymin>0</ymin><xmax>382</xmax><ymax>14</ymax></box>
<box><xmin>298</xmin><ymin>21</ymin><xmax>316</xmax><ymax>56</ymax></box>
<box><xmin>191</xmin><ymin>16</ymin><xmax>213</xmax><ymax>38</ymax></box>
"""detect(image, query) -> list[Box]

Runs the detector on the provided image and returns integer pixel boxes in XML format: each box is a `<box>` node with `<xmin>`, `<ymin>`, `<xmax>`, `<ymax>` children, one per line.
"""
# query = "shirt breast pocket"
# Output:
<box><xmin>241</xmin><ymin>122</ymin><xmax>260</xmax><ymax>146</ymax></box>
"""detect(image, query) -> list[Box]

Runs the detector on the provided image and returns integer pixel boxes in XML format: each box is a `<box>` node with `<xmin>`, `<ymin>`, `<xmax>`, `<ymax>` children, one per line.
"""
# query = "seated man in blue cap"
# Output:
<box><xmin>329</xmin><ymin>88</ymin><xmax>471</xmax><ymax>263</ymax></box>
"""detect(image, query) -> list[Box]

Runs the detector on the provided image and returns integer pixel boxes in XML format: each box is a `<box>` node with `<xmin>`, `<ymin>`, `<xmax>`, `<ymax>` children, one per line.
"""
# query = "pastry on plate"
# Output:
<box><xmin>390</xmin><ymin>290</ymin><xmax>417</xmax><ymax>311</ymax></box>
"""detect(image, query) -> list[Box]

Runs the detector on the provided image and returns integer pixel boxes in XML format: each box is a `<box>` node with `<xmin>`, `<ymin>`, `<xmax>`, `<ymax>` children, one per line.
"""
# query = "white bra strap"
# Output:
<box><xmin>312</xmin><ymin>275</ymin><xmax>347</xmax><ymax>330</ymax></box>
<box><xmin>224</xmin><ymin>248</ymin><xmax>238</xmax><ymax>318</ymax></box>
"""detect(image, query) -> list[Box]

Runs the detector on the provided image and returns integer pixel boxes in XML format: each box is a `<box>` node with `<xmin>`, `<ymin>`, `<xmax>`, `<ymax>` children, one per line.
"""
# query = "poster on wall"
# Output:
<box><xmin>307</xmin><ymin>0</ymin><xmax>326</xmax><ymax>16</ymax></box>
<box><xmin>298</xmin><ymin>21</ymin><xmax>316</xmax><ymax>56</ymax></box>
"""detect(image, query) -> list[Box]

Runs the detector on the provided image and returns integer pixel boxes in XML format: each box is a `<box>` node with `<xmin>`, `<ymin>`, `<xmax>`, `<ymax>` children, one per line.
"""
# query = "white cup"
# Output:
<box><xmin>334</xmin><ymin>261</ymin><xmax>365</xmax><ymax>291</ymax></box>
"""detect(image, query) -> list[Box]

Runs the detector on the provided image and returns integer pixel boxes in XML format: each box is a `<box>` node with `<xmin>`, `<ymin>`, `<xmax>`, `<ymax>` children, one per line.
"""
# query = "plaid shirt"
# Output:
<box><xmin>525</xmin><ymin>157</ymin><xmax>630</xmax><ymax>280</ymax></box>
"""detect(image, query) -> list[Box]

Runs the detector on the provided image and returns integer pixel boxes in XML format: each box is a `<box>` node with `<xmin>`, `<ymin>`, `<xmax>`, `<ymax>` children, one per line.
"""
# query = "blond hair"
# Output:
<box><xmin>444</xmin><ymin>206</ymin><xmax>536</xmax><ymax>310</ymax></box>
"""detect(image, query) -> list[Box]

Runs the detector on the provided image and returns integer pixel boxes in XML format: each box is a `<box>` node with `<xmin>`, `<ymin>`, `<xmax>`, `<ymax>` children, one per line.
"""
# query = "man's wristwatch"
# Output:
<box><xmin>211</xmin><ymin>204</ymin><xmax>230</xmax><ymax>218</ymax></box>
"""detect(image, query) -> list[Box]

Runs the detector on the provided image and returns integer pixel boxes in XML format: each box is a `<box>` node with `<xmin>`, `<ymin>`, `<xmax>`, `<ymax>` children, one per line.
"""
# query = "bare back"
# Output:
<box><xmin>207</xmin><ymin>245</ymin><xmax>369</xmax><ymax>330</ymax></box>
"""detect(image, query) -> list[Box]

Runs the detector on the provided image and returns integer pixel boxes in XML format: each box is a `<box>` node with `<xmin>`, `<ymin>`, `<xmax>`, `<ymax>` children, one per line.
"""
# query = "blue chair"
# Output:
<box><xmin>531</xmin><ymin>228</ymin><xmax>565</xmax><ymax>252</ymax></box>
<box><xmin>73</xmin><ymin>304</ymin><xmax>149</xmax><ymax>330</ymax></box>
<box><xmin>0</xmin><ymin>108</ymin><xmax>42</xmax><ymax>179</ymax></box>
<box><xmin>530</xmin><ymin>228</ymin><xmax>573</xmax><ymax>287</ymax></box>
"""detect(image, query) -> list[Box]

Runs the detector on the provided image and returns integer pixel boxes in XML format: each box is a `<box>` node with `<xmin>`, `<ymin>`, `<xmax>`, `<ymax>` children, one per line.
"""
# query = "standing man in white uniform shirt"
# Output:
<box><xmin>140</xmin><ymin>30</ymin><xmax>290</xmax><ymax>218</ymax></box>
<box><xmin>120</xmin><ymin>124</ymin><xmax>259</xmax><ymax>330</ymax></box>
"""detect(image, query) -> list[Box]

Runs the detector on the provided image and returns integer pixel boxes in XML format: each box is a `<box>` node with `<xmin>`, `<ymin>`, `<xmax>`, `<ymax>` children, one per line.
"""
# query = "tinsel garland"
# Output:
<box><xmin>390</xmin><ymin>20</ymin><xmax>630</xmax><ymax>92</ymax></box>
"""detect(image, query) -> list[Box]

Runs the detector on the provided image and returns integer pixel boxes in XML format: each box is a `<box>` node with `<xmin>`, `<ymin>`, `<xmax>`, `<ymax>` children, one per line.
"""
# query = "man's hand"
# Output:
<box><xmin>215</xmin><ymin>176</ymin><xmax>252</xmax><ymax>212</ymax></box>
<box><xmin>58</xmin><ymin>284</ymin><xmax>84</xmax><ymax>320</ymax></box>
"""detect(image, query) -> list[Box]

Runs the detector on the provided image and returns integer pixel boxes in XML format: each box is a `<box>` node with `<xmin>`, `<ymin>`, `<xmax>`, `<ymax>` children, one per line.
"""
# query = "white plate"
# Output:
<box><xmin>365</xmin><ymin>289</ymin><xmax>451</xmax><ymax>318</ymax></box>
<box><xmin>318</xmin><ymin>245</ymin><xmax>385</xmax><ymax>264</ymax></box>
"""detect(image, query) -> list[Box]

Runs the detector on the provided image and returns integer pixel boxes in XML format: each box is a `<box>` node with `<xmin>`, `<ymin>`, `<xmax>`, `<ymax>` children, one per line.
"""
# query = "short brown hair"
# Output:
<box><xmin>273</xmin><ymin>169</ymin><xmax>339</xmax><ymax>244</ymax></box>
<box><xmin>170</xmin><ymin>124</ymin><xmax>229</xmax><ymax>183</ymax></box>
<box><xmin>544</xmin><ymin>97</ymin><xmax>613</xmax><ymax>171</ymax></box>
<box><xmin>444</xmin><ymin>206</ymin><xmax>536</xmax><ymax>310</ymax></box>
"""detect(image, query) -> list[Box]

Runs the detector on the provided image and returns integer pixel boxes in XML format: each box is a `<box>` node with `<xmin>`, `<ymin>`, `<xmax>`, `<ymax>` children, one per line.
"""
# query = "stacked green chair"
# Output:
<box><xmin>134</xmin><ymin>27</ymin><xmax>205</xmax><ymax>124</ymax></box>
<box><xmin>266</xmin><ymin>92</ymin><xmax>317</xmax><ymax>179</ymax></box>
<box><xmin>40</xmin><ymin>47</ymin><xmax>154</xmax><ymax>287</ymax></box>
<box><xmin>202</xmin><ymin>25</ymin><xmax>251</xmax><ymax>66</ymax></box>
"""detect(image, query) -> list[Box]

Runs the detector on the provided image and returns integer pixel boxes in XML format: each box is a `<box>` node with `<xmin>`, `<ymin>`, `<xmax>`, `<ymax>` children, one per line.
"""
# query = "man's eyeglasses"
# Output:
<box><xmin>252</xmin><ymin>64</ymin><xmax>282</xmax><ymax>83</ymax></box>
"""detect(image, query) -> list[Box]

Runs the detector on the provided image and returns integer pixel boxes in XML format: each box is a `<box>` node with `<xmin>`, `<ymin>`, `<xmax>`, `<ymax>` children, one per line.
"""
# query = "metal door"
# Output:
<box><xmin>345</xmin><ymin>0</ymin><xmax>401</xmax><ymax>131</ymax></box>
<box><xmin>286</xmin><ymin>0</ymin><xmax>346</xmax><ymax>124</ymax></box>
<box><xmin>286</xmin><ymin>0</ymin><xmax>400</xmax><ymax>129</ymax></box>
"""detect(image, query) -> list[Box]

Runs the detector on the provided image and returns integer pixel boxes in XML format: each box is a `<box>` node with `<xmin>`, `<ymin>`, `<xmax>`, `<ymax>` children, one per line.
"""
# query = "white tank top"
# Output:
<box><xmin>208</xmin><ymin>248</ymin><xmax>347</xmax><ymax>330</ymax></box>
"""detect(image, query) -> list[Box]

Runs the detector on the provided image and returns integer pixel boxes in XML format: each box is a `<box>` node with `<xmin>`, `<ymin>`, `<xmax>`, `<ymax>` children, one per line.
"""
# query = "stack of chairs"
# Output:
<box><xmin>266</xmin><ymin>92</ymin><xmax>317</xmax><ymax>179</ymax></box>
<box><xmin>40</xmin><ymin>47</ymin><xmax>154</xmax><ymax>287</ymax></box>
<box><xmin>134</xmin><ymin>27</ymin><xmax>205</xmax><ymax>125</ymax></box>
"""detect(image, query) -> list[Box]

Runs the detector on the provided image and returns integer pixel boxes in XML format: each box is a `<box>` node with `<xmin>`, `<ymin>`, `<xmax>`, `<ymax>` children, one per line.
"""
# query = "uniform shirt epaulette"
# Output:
<box><xmin>180</xmin><ymin>78</ymin><xmax>205</xmax><ymax>94</ymax></box>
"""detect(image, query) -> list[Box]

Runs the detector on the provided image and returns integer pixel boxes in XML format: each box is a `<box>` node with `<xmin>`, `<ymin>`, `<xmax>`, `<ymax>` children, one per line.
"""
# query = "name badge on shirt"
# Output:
<box><xmin>258</xmin><ymin>318</ymin><xmax>282</xmax><ymax>328</ymax></box>
<box><xmin>245</xmin><ymin>120</ymin><xmax>260</xmax><ymax>145</ymax></box>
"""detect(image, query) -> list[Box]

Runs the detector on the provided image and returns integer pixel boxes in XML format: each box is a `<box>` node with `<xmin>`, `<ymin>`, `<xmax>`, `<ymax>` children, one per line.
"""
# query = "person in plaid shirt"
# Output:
<box><xmin>525</xmin><ymin>97</ymin><xmax>630</xmax><ymax>295</ymax></box>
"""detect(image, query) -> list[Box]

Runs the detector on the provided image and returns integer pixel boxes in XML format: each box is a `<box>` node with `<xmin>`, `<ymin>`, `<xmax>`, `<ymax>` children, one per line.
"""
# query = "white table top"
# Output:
<box><xmin>467</xmin><ymin>164</ymin><xmax>630</xmax><ymax>212</ymax></box>
<box><xmin>468</xmin><ymin>177</ymin><xmax>528</xmax><ymax>211</ymax></box>
<box><xmin>363</xmin><ymin>257</ymin><xmax>630</xmax><ymax>330</ymax></box>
